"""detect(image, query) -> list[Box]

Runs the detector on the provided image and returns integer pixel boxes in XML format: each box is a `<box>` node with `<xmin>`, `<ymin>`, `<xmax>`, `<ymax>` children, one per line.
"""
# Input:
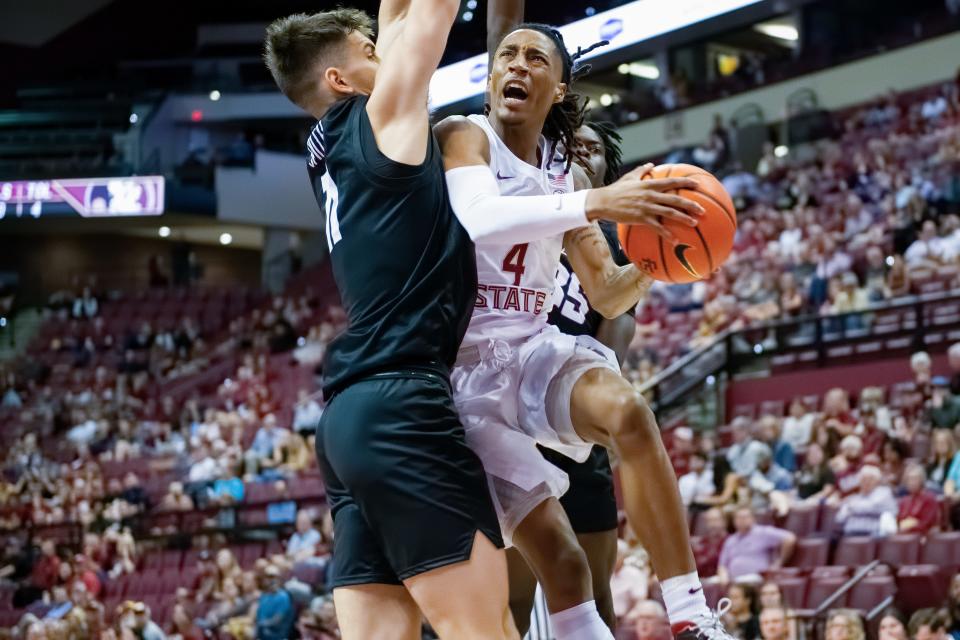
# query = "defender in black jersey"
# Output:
<box><xmin>264</xmin><ymin>5</ymin><xmax>514</xmax><ymax>639</ymax></box>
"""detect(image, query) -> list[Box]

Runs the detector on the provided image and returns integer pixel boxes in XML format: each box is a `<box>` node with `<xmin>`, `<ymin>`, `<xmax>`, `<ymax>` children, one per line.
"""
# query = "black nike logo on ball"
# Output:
<box><xmin>674</xmin><ymin>243</ymin><xmax>700</xmax><ymax>278</ymax></box>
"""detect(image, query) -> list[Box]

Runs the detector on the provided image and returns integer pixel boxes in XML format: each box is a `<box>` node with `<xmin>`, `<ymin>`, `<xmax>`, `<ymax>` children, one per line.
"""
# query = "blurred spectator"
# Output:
<box><xmin>722</xmin><ymin>583</ymin><xmax>760</xmax><ymax>640</ymax></box>
<box><xmin>293</xmin><ymin>389</ymin><xmax>323</xmax><ymax>436</ymax></box>
<box><xmin>878</xmin><ymin>609</ymin><xmax>909</xmax><ymax>640</ymax></box>
<box><xmin>913</xmin><ymin>352</ymin><xmax>934</xmax><ymax>390</ymax></box>
<box><xmin>756</xmin><ymin>415</ymin><xmax>796</xmax><ymax>473</ymax></box>
<box><xmin>628</xmin><ymin>600</ymin><xmax>671</xmax><ymax>640</ymax></box>
<box><xmin>71</xmin><ymin>287</ymin><xmax>98</xmax><ymax>320</ymax></box>
<box><xmin>299</xmin><ymin>596</ymin><xmax>341</xmax><ymax>640</ymax></box>
<box><xmin>717</xmin><ymin>507</ymin><xmax>796</xmax><ymax>584</ymax></box>
<box><xmin>119</xmin><ymin>601</ymin><xmax>166</xmax><ymax>640</ymax></box>
<box><xmin>928</xmin><ymin>430</ymin><xmax>958</xmax><ymax>490</ymax></box>
<box><xmin>759</xmin><ymin>582</ymin><xmax>798</xmax><ymax>640</ymax></box>
<box><xmin>611</xmin><ymin>540</ymin><xmax>650</xmax><ymax>620</ymax></box>
<box><xmin>832</xmin><ymin>436</ymin><xmax>865</xmax><ymax>497</ymax></box>
<box><xmin>909</xmin><ymin>609</ymin><xmax>951</xmax><ymax>640</ymax></box>
<box><xmin>748</xmin><ymin>445</ymin><xmax>793</xmax><ymax>513</ymax></box>
<box><xmin>669</xmin><ymin>427</ymin><xmax>695</xmax><ymax>476</ymax></box>
<box><xmin>782</xmin><ymin>399</ymin><xmax>814</xmax><ymax>450</ymax></box>
<box><xmin>287</xmin><ymin>511</ymin><xmax>323</xmax><ymax>563</ymax></box>
<box><xmin>930</xmin><ymin>376</ymin><xmax>960</xmax><ymax>430</ymax></box>
<box><xmin>946</xmin><ymin>574</ymin><xmax>960</xmax><ymax>638</ymax></box>
<box><xmin>759</xmin><ymin>607</ymin><xmax>789</xmax><ymax>640</ymax></box>
<box><xmin>836</xmin><ymin>465</ymin><xmax>898</xmax><ymax>536</ymax></box>
<box><xmin>795</xmin><ymin>443</ymin><xmax>837</xmax><ymax>502</ymax></box>
<box><xmin>679</xmin><ymin>451</ymin><xmax>715</xmax><ymax>508</ymax></box>
<box><xmin>826</xmin><ymin>609</ymin><xmax>865</xmax><ymax>640</ymax></box>
<box><xmin>898</xmin><ymin>465</ymin><xmax>941</xmax><ymax>534</ymax></box>
<box><xmin>727</xmin><ymin>420</ymin><xmax>769</xmax><ymax>477</ymax></box>
<box><xmin>245</xmin><ymin>414</ymin><xmax>285</xmax><ymax>477</ymax></box>
<box><xmin>158</xmin><ymin>482</ymin><xmax>194</xmax><ymax>512</ymax></box>
<box><xmin>255</xmin><ymin>565</ymin><xmax>296</xmax><ymax>640</ymax></box>
<box><xmin>692</xmin><ymin>508</ymin><xmax>728</xmax><ymax>578</ymax></box>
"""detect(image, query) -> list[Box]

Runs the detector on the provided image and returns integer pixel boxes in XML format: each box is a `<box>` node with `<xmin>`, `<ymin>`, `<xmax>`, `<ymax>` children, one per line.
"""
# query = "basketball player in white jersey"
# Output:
<box><xmin>435</xmin><ymin>21</ymin><xmax>737</xmax><ymax>640</ymax></box>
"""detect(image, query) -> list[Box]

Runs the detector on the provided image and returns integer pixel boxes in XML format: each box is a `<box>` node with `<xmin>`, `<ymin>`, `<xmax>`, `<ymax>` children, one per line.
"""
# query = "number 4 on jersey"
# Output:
<box><xmin>503</xmin><ymin>243</ymin><xmax>529</xmax><ymax>287</ymax></box>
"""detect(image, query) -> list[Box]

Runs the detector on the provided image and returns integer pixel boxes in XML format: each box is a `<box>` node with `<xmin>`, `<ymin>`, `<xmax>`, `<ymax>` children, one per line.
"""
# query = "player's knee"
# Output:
<box><xmin>544</xmin><ymin>542</ymin><xmax>592</xmax><ymax>601</ymax></box>
<box><xmin>608</xmin><ymin>392</ymin><xmax>659</xmax><ymax>451</ymax></box>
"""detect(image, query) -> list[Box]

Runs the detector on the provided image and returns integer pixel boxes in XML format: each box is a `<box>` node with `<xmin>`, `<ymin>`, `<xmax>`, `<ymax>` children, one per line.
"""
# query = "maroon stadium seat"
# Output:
<box><xmin>775</xmin><ymin>577</ymin><xmax>808</xmax><ymax>609</ymax></box>
<box><xmin>818</xmin><ymin>503</ymin><xmax>840</xmax><ymax>534</ymax></box>
<box><xmin>896</xmin><ymin>565</ymin><xmax>949</xmax><ymax>612</ymax></box>
<box><xmin>920</xmin><ymin>531</ymin><xmax>960</xmax><ymax>571</ymax></box>
<box><xmin>834</xmin><ymin>537</ymin><xmax>877</xmax><ymax>566</ymax></box>
<box><xmin>805</xmin><ymin>575</ymin><xmax>848</xmax><ymax>609</ymax></box>
<box><xmin>877</xmin><ymin>534</ymin><xmax>921</xmax><ymax>568</ymax></box>
<box><xmin>811</xmin><ymin>566</ymin><xmax>851</xmax><ymax>579</ymax></box>
<box><xmin>785</xmin><ymin>505</ymin><xmax>821</xmax><ymax>538</ymax></box>
<box><xmin>703</xmin><ymin>581</ymin><xmax>724</xmax><ymax>609</ymax></box>
<box><xmin>848</xmin><ymin>576</ymin><xmax>896</xmax><ymax>612</ymax></box>
<box><xmin>790</xmin><ymin>537</ymin><xmax>830</xmax><ymax>569</ymax></box>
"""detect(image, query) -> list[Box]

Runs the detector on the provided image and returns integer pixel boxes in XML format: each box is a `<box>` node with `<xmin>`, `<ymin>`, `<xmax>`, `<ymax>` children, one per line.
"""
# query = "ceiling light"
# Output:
<box><xmin>628</xmin><ymin>62</ymin><xmax>660</xmax><ymax>79</ymax></box>
<box><xmin>774</xmin><ymin>145</ymin><xmax>789</xmax><ymax>158</ymax></box>
<box><xmin>129</xmin><ymin>113</ymin><xmax>139</xmax><ymax>125</ymax></box>
<box><xmin>158</xmin><ymin>226</ymin><xmax>171</xmax><ymax>238</ymax></box>
<box><xmin>754</xmin><ymin>23</ymin><xmax>799</xmax><ymax>42</ymax></box>
<box><xmin>209</xmin><ymin>90</ymin><xmax>222</xmax><ymax>101</ymax></box>
<box><xmin>618</xmin><ymin>63</ymin><xmax>630</xmax><ymax>75</ymax></box>
<box><xmin>599</xmin><ymin>94</ymin><xmax>613</xmax><ymax>107</ymax></box>
<box><xmin>219</xmin><ymin>232</ymin><xmax>233</xmax><ymax>245</ymax></box>
<box><xmin>462</xmin><ymin>10</ymin><xmax>473</xmax><ymax>21</ymax></box>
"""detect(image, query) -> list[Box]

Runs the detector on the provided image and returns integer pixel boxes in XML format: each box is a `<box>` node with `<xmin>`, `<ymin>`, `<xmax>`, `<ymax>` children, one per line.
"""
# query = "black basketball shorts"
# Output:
<box><xmin>538</xmin><ymin>444</ymin><xmax>618</xmax><ymax>534</ymax></box>
<box><xmin>316</xmin><ymin>370</ymin><xmax>503</xmax><ymax>588</ymax></box>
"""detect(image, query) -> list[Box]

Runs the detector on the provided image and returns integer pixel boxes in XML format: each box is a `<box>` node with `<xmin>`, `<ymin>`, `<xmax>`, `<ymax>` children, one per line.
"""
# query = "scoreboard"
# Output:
<box><xmin>0</xmin><ymin>175</ymin><xmax>164</xmax><ymax>219</ymax></box>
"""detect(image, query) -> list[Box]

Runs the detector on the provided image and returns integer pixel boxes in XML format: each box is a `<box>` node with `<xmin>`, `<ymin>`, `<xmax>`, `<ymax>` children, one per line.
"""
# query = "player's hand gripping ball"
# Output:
<box><xmin>618</xmin><ymin>164</ymin><xmax>737</xmax><ymax>284</ymax></box>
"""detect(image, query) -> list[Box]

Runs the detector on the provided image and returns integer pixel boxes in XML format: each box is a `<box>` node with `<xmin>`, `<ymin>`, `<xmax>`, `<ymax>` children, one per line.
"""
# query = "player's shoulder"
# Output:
<box><xmin>433</xmin><ymin>115</ymin><xmax>485</xmax><ymax>144</ymax></box>
<box><xmin>433</xmin><ymin>115</ymin><xmax>491</xmax><ymax>165</ymax></box>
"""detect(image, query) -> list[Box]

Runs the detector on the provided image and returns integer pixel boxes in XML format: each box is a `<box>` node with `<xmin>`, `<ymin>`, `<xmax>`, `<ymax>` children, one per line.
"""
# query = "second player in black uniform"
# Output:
<box><xmin>508</xmin><ymin>121</ymin><xmax>638</xmax><ymax>635</ymax></box>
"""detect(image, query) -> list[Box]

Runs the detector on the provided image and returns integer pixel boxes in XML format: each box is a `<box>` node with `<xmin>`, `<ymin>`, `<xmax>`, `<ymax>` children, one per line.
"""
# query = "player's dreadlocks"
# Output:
<box><xmin>583</xmin><ymin>119</ymin><xmax>623</xmax><ymax>186</ymax></box>
<box><xmin>508</xmin><ymin>23</ymin><xmax>608</xmax><ymax>171</ymax></box>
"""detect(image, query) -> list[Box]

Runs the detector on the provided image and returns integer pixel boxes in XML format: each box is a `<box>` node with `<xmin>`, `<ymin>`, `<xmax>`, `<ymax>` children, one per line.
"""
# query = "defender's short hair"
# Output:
<box><xmin>263</xmin><ymin>9</ymin><xmax>374</xmax><ymax>106</ymax></box>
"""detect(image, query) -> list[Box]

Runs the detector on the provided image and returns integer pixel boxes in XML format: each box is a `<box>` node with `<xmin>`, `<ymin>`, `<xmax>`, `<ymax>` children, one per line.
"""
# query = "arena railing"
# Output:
<box><xmin>792</xmin><ymin>560</ymin><xmax>881</xmax><ymax>640</ymax></box>
<box><xmin>638</xmin><ymin>289</ymin><xmax>960</xmax><ymax>423</ymax></box>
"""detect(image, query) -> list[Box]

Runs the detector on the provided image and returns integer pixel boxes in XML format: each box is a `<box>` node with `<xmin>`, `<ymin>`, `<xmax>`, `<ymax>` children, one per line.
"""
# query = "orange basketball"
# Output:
<box><xmin>618</xmin><ymin>164</ymin><xmax>737</xmax><ymax>284</ymax></box>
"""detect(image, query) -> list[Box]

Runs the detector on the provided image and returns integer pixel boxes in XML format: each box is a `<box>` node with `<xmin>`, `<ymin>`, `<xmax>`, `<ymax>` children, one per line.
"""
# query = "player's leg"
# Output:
<box><xmin>511</xmin><ymin>498</ymin><xmax>613</xmax><ymax>640</ymax></box>
<box><xmin>404</xmin><ymin>531</ymin><xmax>519</xmax><ymax>640</ymax></box>
<box><xmin>320</xmin><ymin>373</ymin><xmax>516</xmax><ymax>640</ymax></box>
<box><xmin>577</xmin><ymin>529</ymin><xmax>618</xmax><ymax>629</ymax></box>
<box><xmin>568</xmin><ymin>368</ymin><xmax>717</xmax><ymax>632</ymax></box>
<box><xmin>333</xmin><ymin>584</ymin><xmax>422</xmax><ymax>640</ymax></box>
<box><xmin>506</xmin><ymin>547</ymin><xmax>538</xmax><ymax>636</ymax></box>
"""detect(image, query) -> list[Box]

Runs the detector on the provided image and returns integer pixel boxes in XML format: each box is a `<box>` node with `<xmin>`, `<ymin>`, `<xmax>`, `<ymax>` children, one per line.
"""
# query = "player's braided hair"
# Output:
<box><xmin>583</xmin><ymin>119</ymin><xmax>623</xmax><ymax>186</ymax></box>
<box><xmin>509</xmin><ymin>23</ymin><xmax>608</xmax><ymax>171</ymax></box>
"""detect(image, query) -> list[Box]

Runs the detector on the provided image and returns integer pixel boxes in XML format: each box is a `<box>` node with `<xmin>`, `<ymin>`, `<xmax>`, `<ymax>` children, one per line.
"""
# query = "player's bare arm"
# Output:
<box><xmin>366</xmin><ymin>0</ymin><xmax>461</xmax><ymax>166</ymax></box>
<box><xmin>435</xmin><ymin>116</ymin><xmax>493</xmax><ymax>170</ymax></box>
<box><xmin>487</xmin><ymin>0</ymin><xmax>525</xmax><ymax>64</ymax></box>
<box><xmin>565</xmin><ymin>164</ymin><xmax>652</xmax><ymax>319</ymax></box>
<box><xmin>375</xmin><ymin>0</ymin><xmax>412</xmax><ymax>57</ymax></box>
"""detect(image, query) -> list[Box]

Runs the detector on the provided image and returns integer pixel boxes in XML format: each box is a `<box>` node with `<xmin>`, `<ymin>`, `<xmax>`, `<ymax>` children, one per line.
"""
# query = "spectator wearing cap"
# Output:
<box><xmin>727</xmin><ymin>419</ymin><xmax>770</xmax><ymax>477</ymax></box>
<box><xmin>898</xmin><ymin>465</ymin><xmax>941</xmax><ymax>535</ymax></box>
<box><xmin>717</xmin><ymin>507</ymin><xmax>796</xmax><ymax>584</ymax></box>
<box><xmin>255</xmin><ymin>565</ymin><xmax>296</xmax><ymax>640</ymax></box>
<box><xmin>930</xmin><ymin>376</ymin><xmax>960</xmax><ymax>430</ymax></box>
<box><xmin>836</xmin><ymin>465</ymin><xmax>898</xmax><ymax>536</ymax></box>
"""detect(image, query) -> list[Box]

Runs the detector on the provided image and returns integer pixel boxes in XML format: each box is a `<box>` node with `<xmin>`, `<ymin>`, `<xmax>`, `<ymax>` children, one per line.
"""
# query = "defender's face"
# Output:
<box><xmin>574</xmin><ymin>125</ymin><xmax>607</xmax><ymax>188</ymax></box>
<box><xmin>328</xmin><ymin>31</ymin><xmax>379</xmax><ymax>97</ymax></box>
<box><xmin>488</xmin><ymin>29</ymin><xmax>566</xmax><ymax>126</ymax></box>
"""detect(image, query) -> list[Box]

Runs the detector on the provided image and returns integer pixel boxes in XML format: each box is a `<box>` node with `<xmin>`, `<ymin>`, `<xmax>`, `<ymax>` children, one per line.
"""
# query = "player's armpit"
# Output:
<box><xmin>564</xmin><ymin>223</ymin><xmax>652</xmax><ymax>319</ymax></box>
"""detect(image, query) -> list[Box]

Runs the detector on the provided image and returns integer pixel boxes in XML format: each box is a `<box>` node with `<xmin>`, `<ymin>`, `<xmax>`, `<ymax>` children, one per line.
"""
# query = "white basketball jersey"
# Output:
<box><xmin>461</xmin><ymin>114</ymin><xmax>576</xmax><ymax>349</ymax></box>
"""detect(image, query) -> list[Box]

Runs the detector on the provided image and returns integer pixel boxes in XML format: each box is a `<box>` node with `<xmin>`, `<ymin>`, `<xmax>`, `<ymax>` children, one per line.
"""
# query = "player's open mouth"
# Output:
<box><xmin>502</xmin><ymin>81</ymin><xmax>529</xmax><ymax>104</ymax></box>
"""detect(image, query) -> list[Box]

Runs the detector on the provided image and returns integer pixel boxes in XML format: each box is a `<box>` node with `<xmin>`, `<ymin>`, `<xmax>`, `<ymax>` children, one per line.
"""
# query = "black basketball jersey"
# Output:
<box><xmin>307</xmin><ymin>96</ymin><xmax>477</xmax><ymax>397</ymax></box>
<box><xmin>548</xmin><ymin>221</ymin><xmax>632</xmax><ymax>338</ymax></box>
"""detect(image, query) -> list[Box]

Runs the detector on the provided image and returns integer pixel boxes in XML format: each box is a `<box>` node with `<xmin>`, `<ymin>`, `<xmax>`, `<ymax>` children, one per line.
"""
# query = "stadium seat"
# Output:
<box><xmin>790</xmin><ymin>537</ymin><xmax>830</xmax><ymax>569</ymax></box>
<box><xmin>920</xmin><ymin>531</ymin><xmax>960</xmax><ymax>571</ymax></box>
<box><xmin>896</xmin><ymin>565</ymin><xmax>949</xmax><ymax>612</ymax></box>
<box><xmin>818</xmin><ymin>503</ymin><xmax>840</xmax><ymax>534</ymax></box>
<box><xmin>834</xmin><ymin>537</ymin><xmax>877</xmax><ymax>566</ymax></box>
<box><xmin>848</xmin><ymin>576</ymin><xmax>896</xmax><ymax>612</ymax></box>
<box><xmin>877</xmin><ymin>534</ymin><xmax>921</xmax><ymax>568</ymax></box>
<box><xmin>784</xmin><ymin>505</ymin><xmax>821</xmax><ymax>538</ymax></box>
<box><xmin>811</xmin><ymin>566</ymin><xmax>851</xmax><ymax>579</ymax></box>
<box><xmin>775</xmin><ymin>577</ymin><xmax>808</xmax><ymax>609</ymax></box>
<box><xmin>805</xmin><ymin>575</ymin><xmax>848</xmax><ymax>609</ymax></box>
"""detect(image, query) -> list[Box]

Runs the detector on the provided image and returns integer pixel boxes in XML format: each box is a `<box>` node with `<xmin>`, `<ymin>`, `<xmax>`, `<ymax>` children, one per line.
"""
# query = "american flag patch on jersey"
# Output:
<box><xmin>306</xmin><ymin>122</ymin><xmax>327</xmax><ymax>170</ymax></box>
<box><xmin>547</xmin><ymin>168</ymin><xmax>569</xmax><ymax>194</ymax></box>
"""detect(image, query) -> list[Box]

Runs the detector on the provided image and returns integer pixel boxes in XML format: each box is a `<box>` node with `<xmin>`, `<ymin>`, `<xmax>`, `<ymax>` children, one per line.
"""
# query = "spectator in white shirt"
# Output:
<box><xmin>836</xmin><ymin>465</ymin><xmax>899</xmax><ymax>536</ymax></box>
<box><xmin>292</xmin><ymin>390</ymin><xmax>323</xmax><ymax>436</ymax></box>
<box><xmin>905</xmin><ymin>221</ymin><xmax>946</xmax><ymax>266</ymax></box>
<box><xmin>287</xmin><ymin>511</ymin><xmax>324</xmax><ymax>562</ymax></box>
<box><xmin>782</xmin><ymin>398</ymin><xmax>814</xmax><ymax>450</ymax></box>
<box><xmin>727</xmin><ymin>419</ymin><xmax>769</xmax><ymax>477</ymax></box>
<box><xmin>679</xmin><ymin>452</ymin><xmax>716</xmax><ymax>508</ymax></box>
